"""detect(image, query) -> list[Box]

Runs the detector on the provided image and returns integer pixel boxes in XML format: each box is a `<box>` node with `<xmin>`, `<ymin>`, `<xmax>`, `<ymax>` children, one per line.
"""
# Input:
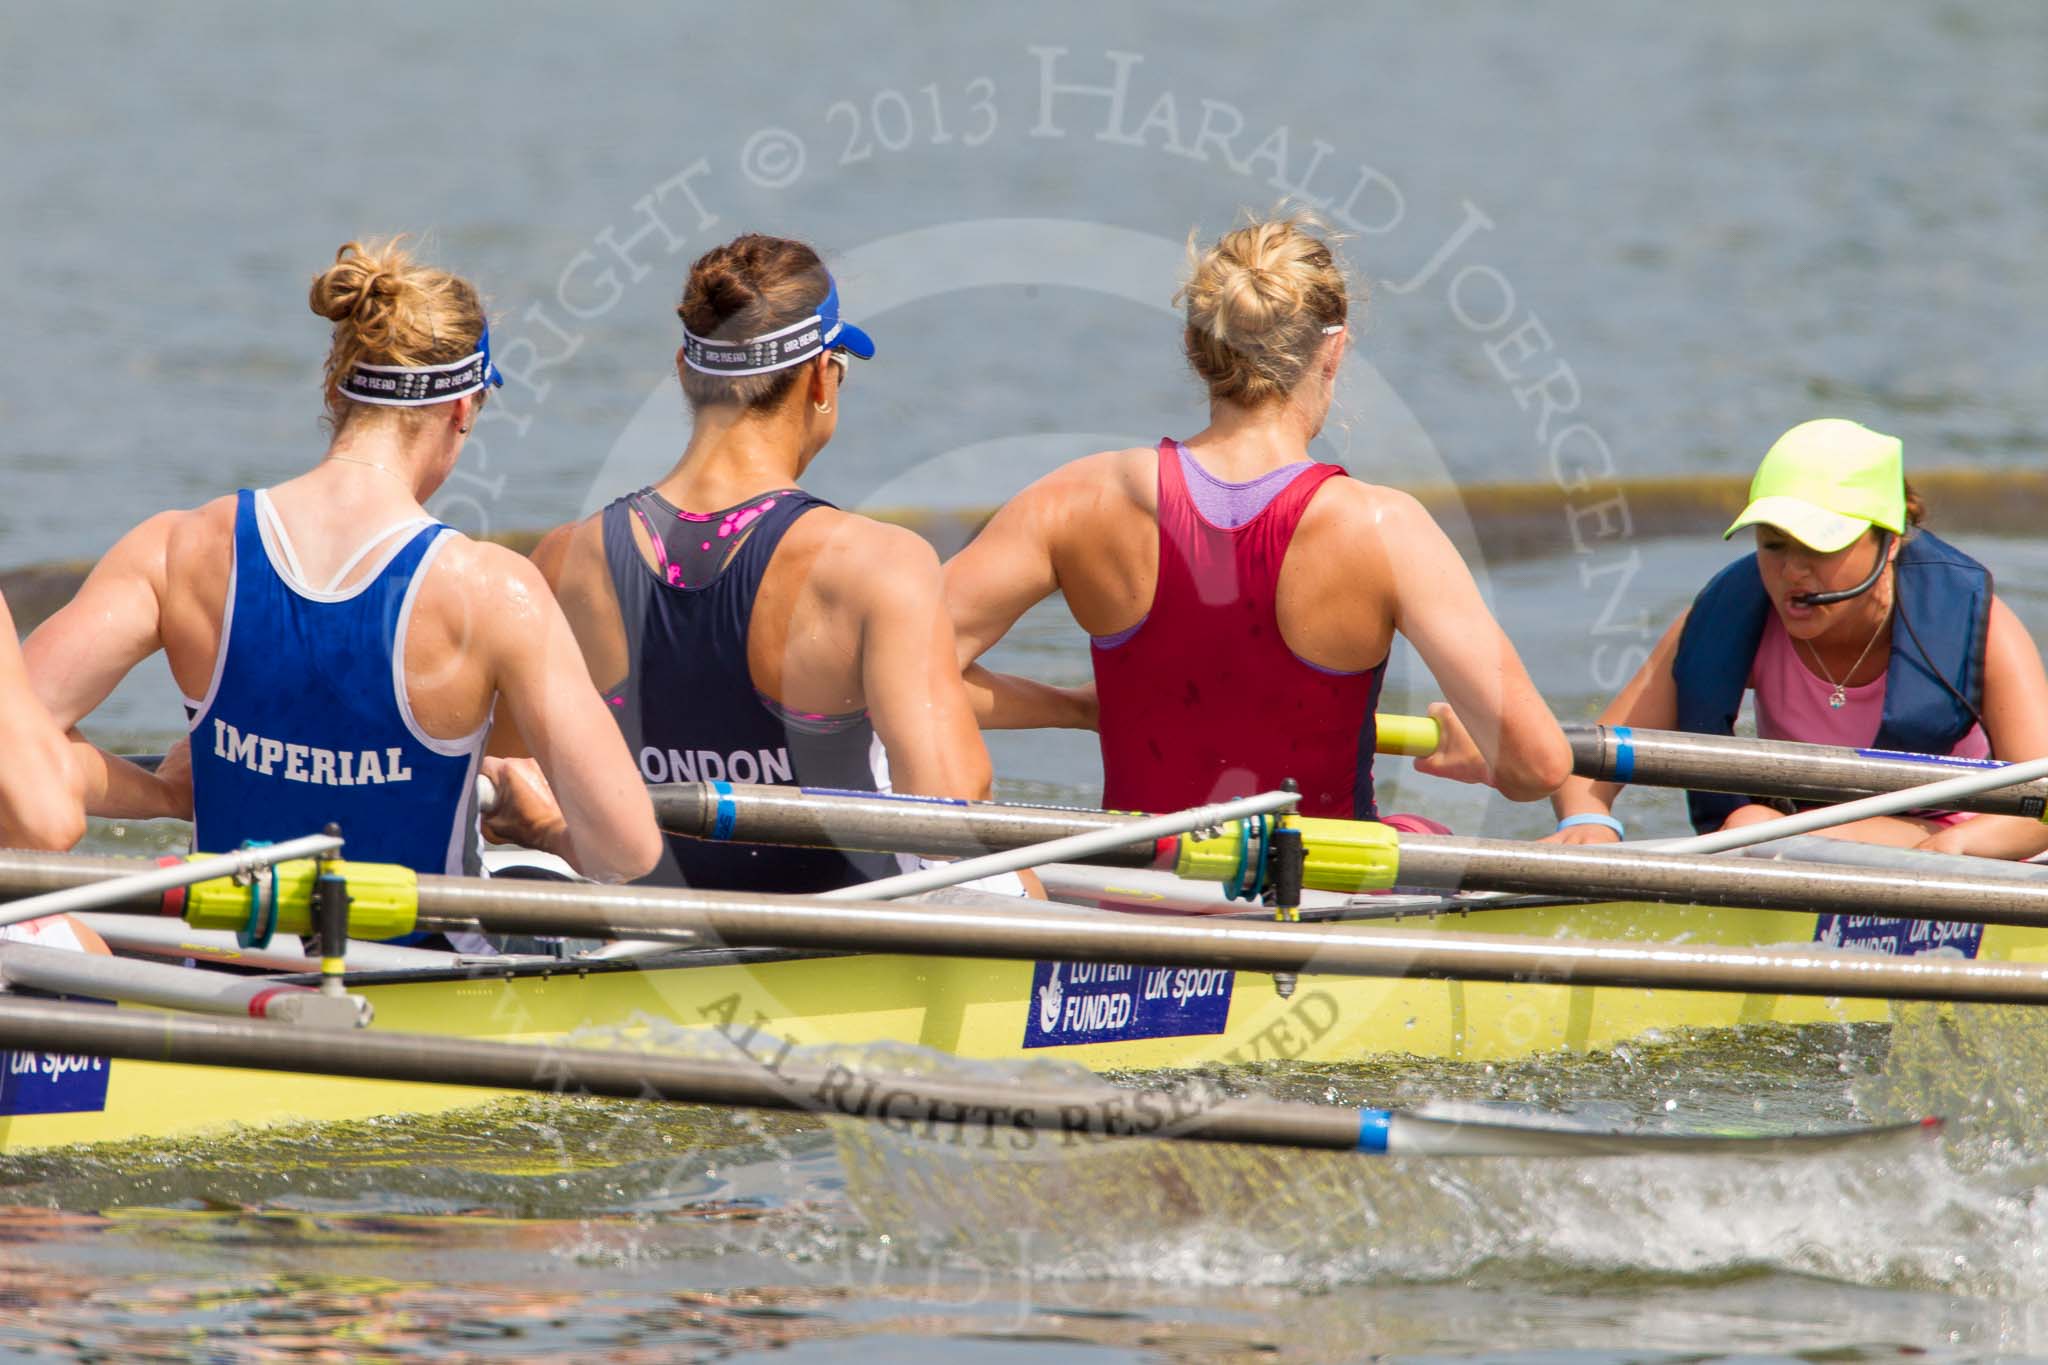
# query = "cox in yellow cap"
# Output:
<box><xmin>1723</xmin><ymin>418</ymin><xmax>1907</xmax><ymax>554</ymax></box>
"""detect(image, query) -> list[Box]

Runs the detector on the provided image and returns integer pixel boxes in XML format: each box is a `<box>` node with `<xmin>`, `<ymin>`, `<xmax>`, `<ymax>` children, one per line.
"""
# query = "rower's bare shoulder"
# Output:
<box><xmin>423</xmin><ymin>534</ymin><xmax>558</xmax><ymax>627</ymax></box>
<box><xmin>793</xmin><ymin>510</ymin><xmax>938</xmax><ymax>615</ymax></box>
<box><xmin>1313</xmin><ymin>475</ymin><xmax>1424</xmax><ymax>519</ymax></box>
<box><xmin>807</xmin><ymin>509</ymin><xmax>939</xmax><ymax>578</ymax></box>
<box><xmin>529</xmin><ymin>513</ymin><xmax>605</xmax><ymax>589</ymax></box>
<box><xmin>983</xmin><ymin>447</ymin><xmax>1156</xmax><ymax>543</ymax></box>
<box><xmin>1052</xmin><ymin>445</ymin><xmax>1157</xmax><ymax>506</ymax></box>
<box><xmin>1298</xmin><ymin>477</ymin><xmax>1437</xmax><ymax>551</ymax></box>
<box><xmin>126</xmin><ymin>496</ymin><xmax>235</xmax><ymax>581</ymax></box>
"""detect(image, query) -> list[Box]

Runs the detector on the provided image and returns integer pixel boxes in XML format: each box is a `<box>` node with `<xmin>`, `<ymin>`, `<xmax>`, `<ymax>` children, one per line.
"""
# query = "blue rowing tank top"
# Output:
<box><xmin>600</xmin><ymin>487</ymin><xmax>900</xmax><ymax>892</ymax></box>
<box><xmin>188</xmin><ymin>489</ymin><xmax>486</xmax><ymax>875</ymax></box>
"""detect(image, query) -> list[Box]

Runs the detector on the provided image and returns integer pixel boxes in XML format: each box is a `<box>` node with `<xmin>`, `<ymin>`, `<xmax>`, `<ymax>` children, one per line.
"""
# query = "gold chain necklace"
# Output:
<box><xmin>327</xmin><ymin>454</ymin><xmax>409</xmax><ymax>486</ymax></box>
<box><xmin>1797</xmin><ymin>612</ymin><xmax>1890</xmax><ymax>710</ymax></box>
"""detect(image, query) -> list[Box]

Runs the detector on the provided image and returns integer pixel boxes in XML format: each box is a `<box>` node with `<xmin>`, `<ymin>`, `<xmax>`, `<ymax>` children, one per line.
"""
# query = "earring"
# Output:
<box><xmin>813</xmin><ymin>401</ymin><xmax>833</xmax><ymax>415</ymax></box>
<box><xmin>458</xmin><ymin>424</ymin><xmax>472</xmax><ymax>434</ymax></box>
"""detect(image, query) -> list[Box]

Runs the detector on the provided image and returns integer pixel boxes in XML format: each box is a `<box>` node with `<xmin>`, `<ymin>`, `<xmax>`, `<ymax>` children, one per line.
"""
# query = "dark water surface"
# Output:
<box><xmin>5</xmin><ymin>2</ymin><xmax>2048</xmax><ymax>1359</ymax></box>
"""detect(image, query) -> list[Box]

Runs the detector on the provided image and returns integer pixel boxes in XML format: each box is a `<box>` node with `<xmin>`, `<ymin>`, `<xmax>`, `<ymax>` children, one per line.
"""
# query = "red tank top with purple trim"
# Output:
<box><xmin>1090</xmin><ymin>440</ymin><xmax>1388</xmax><ymax>818</ymax></box>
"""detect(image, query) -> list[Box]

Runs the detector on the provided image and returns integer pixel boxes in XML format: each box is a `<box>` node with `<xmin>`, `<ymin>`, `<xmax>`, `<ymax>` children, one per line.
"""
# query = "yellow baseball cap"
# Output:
<box><xmin>1723</xmin><ymin>418</ymin><xmax>1907</xmax><ymax>554</ymax></box>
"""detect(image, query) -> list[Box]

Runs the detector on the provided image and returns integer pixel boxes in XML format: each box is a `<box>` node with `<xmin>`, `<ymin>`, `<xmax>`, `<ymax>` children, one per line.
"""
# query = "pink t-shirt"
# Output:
<box><xmin>1750</xmin><ymin>613</ymin><xmax>1987</xmax><ymax>825</ymax></box>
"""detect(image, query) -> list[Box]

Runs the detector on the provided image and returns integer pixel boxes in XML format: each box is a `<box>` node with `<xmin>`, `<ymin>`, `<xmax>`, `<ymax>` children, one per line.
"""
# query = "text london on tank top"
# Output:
<box><xmin>600</xmin><ymin>486</ymin><xmax>903</xmax><ymax>893</ymax></box>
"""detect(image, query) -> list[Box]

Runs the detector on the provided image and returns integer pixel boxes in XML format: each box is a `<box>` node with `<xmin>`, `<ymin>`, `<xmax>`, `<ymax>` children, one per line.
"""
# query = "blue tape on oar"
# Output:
<box><xmin>1356</xmin><ymin>1109</ymin><xmax>1392</xmax><ymax>1153</ymax></box>
<box><xmin>712</xmin><ymin>781</ymin><xmax>737</xmax><ymax>841</ymax></box>
<box><xmin>1611</xmin><ymin>726</ymin><xmax>1635</xmax><ymax>783</ymax></box>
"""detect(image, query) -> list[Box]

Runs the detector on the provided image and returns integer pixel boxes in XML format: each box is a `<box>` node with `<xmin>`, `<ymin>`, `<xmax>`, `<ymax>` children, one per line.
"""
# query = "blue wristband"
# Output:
<box><xmin>1556</xmin><ymin>813</ymin><xmax>1624</xmax><ymax>839</ymax></box>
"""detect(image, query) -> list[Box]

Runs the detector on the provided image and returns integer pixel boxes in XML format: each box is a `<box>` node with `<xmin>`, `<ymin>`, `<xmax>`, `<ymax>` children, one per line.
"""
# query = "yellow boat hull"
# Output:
<box><xmin>4</xmin><ymin>896</ymin><xmax>2035</xmax><ymax>1153</ymax></box>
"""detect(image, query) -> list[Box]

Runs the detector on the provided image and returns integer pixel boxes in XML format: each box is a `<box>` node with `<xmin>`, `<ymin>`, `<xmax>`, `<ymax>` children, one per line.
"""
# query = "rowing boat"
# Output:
<box><xmin>4</xmin><ymin>837</ymin><xmax>2035</xmax><ymax>1153</ymax></box>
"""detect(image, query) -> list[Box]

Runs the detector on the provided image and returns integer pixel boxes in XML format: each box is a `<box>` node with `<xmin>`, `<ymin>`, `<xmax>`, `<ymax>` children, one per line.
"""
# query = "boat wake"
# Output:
<box><xmin>823</xmin><ymin>1017</ymin><xmax>2048</xmax><ymax>1299</ymax></box>
<box><xmin>11</xmin><ymin>1013</ymin><xmax>2048</xmax><ymax>1304</ymax></box>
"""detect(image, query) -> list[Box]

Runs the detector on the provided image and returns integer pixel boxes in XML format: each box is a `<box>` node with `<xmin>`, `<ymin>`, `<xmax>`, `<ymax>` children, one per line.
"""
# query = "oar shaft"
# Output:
<box><xmin>655</xmin><ymin>784</ymin><xmax>1150</xmax><ymax>862</ymax></box>
<box><xmin>1568</xmin><ymin>724</ymin><xmax>2048</xmax><ymax>819</ymax></box>
<box><xmin>0</xmin><ymin>996</ymin><xmax>1940</xmax><ymax>1157</ymax></box>
<box><xmin>11</xmin><ymin>844</ymin><xmax>2048</xmax><ymax>1003</ymax></box>
<box><xmin>821</xmin><ymin>790</ymin><xmax>1296</xmax><ymax>901</ymax></box>
<box><xmin>0</xmin><ymin>833</ymin><xmax>343</xmax><ymax>931</ymax></box>
<box><xmin>647</xmin><ymin>784</ymin><xmax>2048</xmax><ymax>930</ymax></box>
<box><xmin>0</xmin><ymin>995</ymin><xmax>1362</xmax><ymax>1154</ymax></box>
<box><xmin>0</xmin><ymin>941</ymin><xmax>366</xmax><ymax>1026</ymax></box>
<box><xmin>404</xmin><ymin>871</ymin><xmax>2048</xmax><ymax>1005</ymax></box>
<box><xmin>1392</xmin><ymin>832</ymin><xmax>2048</xmax><ymax>929</ymax></box>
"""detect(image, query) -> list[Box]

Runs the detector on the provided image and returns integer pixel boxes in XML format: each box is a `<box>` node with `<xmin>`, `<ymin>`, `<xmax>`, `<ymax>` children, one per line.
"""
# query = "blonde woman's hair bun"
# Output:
<box><xmin>1175</xmin><ymin>208</ymin><xmax>1352</xmax><ymax>405</ymax></box>
<box><xmin>307</xmin><ymin>237</ymin><xmax>486</xmax><ymax>431</ymax></box>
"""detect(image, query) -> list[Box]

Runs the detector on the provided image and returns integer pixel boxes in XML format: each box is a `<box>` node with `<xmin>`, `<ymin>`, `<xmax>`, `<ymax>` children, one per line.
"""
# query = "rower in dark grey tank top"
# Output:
<box><xmin>600</xmin><ymin>485</ymin><xmax>903</xmax><ymax>892</ymax></box>
<box><xmin>528</xmin><ymin>232</ymin><xmax>1000</xmax><ymax>900</ymax></box>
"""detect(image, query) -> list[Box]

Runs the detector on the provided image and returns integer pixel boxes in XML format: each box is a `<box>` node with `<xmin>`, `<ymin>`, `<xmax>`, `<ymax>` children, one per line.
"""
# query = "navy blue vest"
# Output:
<box><xmin>601</xmin><ymin>489</ymin><xmax>901</xmax><ymax>892</ymax></box>
<box><xmin>1671</xmin><ymin>529</ymin><xmax>1991</xmax><ymax>833</ymax></box>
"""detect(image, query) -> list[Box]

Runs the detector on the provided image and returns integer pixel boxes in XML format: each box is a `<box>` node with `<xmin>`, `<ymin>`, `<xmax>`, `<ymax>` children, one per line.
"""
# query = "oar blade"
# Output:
<box><xmin>1382</xmin><ymin>1103</ymin><xmax>1941</xmax><ymax>1159</ymax></box>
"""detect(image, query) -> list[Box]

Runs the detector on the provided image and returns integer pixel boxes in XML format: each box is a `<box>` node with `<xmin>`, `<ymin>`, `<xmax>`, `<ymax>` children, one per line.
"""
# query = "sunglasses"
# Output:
<box><xmin>827</xmin><ymin>348</ymin><xmax>853</xmax><ymax>386</ymax></box>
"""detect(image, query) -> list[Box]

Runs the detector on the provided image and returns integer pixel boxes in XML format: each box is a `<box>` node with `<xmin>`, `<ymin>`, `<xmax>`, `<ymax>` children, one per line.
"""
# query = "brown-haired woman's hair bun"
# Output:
<box><xmin>308</xmin><ymin>237</ymin><xmax>487</xmax><ymax>432</ymax></box>
<box><xmin>676</xmin><ymin>233</ymin><xmax>828</xmax><ymax>413</ymax></box>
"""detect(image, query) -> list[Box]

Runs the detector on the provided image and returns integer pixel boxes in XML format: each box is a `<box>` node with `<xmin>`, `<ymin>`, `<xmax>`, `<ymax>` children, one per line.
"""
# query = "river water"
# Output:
<box><xmin>4</xmin><ymin>2</ymin><xmax>2048</xmax><ymax>1358</ymax></box>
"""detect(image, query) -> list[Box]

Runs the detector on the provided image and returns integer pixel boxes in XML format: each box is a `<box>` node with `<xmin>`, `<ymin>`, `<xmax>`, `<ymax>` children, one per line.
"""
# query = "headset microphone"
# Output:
<box><xmin>1788</xmin><ymin>529</ymin><xmax>1894</xmax><ymax>609</ymax></box>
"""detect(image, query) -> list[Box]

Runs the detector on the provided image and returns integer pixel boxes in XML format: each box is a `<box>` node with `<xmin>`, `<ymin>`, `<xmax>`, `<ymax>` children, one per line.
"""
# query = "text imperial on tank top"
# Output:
<box><xmin>187</xmin><ymin>489</ymin><xmax>488</xmax><ymax>877</ymax></box>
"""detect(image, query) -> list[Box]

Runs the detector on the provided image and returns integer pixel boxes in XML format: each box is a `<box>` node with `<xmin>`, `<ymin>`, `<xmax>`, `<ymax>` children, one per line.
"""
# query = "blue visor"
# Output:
<box><xmin>816</xmin><ymin>277</ymin><xmax>874</xmax><ymax>360</ymax></box>
<box><xmin>478</xmin><ymin>324</ymin><xmax>506</xmax><ymax>390</ymax></box>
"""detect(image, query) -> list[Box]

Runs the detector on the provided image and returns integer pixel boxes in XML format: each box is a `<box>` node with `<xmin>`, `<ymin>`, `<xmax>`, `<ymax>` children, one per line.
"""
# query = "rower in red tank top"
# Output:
<box><xmin>947</xmin><ymin>211</ymin><xmax>1571</xmax><ymax>831</ymax></box>
<box><xmin>1093</xmin><ymin>439</ymin><xmax>1383</xmax><ymax>818</ymax></box>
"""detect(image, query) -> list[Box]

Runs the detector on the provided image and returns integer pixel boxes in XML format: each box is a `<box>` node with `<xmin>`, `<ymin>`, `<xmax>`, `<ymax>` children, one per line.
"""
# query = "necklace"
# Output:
<box><xmin>1798</xmin><ymin>613</ymin><xmax>1890</xmax><ymax>709</ymax></box>
<box><xmin>328</xmin><ymin>454</ymin><xmax>409</xmax><ymax>486</ymax></box>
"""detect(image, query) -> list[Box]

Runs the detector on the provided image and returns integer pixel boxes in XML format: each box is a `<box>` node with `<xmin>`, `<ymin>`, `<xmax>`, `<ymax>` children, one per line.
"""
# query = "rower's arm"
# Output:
<box><xmin>942</xmin><ymin>474</ymin><xmax>1096</xmax><ymax>730</ymax></box>
<box><xmin>1543</xmin><ymin>613</ymin><xmax>1687</xmax><ymax>841</ymax></box>
<box><xmin>479</xmin><ymin>547</ymin><xmax>661</xmax><ymax>883</ymax></box>
<box><xmin>1379</xmin><ymin>493</ymin><xmax>1570</xmax><ymax>801</ymax></box>
<box><xmin>858</xmin><ymin>527</ymin><xmax>995</xmax><ymax>800</ymax></box>
<box><xmin>1917</xmin><ymin>596</ymin><xmax>2048</xmax><ymax>860</ymax></box>
<box><xmin>22</xmin><ymin>512</ymin><xmax>190</xmax><ymax>823</ymax></box>
<box><xmin>480</xmin><ymin>522</ymin><xmax>575</xmax><ymax>762</ymax></box>
<box><xmin>0</xmin><ymin>593</ymin><xmax>86</xmax><ymax>849</ymax></box>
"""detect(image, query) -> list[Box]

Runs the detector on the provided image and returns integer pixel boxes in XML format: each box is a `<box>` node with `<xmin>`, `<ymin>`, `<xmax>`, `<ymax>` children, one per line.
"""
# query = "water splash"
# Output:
<box><xmin>821</xmin><ymin>1020</ymin><xmax>2048</xmax><ymax>1300</ymax></box>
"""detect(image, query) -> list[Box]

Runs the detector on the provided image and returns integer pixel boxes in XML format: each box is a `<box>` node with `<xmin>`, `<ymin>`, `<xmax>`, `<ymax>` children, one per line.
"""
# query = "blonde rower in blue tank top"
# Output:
<box><xmin>25</xmin><ymin>239</ymin><xmax>660</xmax><ymax>884</ymax></box>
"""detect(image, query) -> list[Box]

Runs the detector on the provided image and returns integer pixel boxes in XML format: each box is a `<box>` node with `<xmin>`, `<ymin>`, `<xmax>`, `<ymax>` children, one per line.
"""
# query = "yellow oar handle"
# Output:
<box><xmin>182</xmin><ymin>856</ymin><xmax>420</xmax><ymax>943</ymax></box>
<box><xmin>1375</xmin><ymin>713</ymin><xmax>1442</xmax><ymax>758</ymax></box>
<box><xmin>1176</xmin><ymin>817</ymin><xmax>1401</xmax><ymax>894</ymax></box>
